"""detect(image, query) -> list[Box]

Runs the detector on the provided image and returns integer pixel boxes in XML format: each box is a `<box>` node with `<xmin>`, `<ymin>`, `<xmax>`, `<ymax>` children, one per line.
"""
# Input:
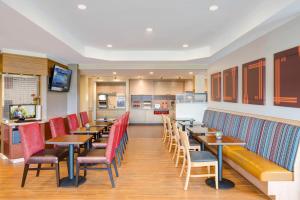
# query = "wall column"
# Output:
<box><xmin>194</xmin><ymin>73</ymin><xmax>207</xmax><ymax>93</ymax></box>
<box><xmin>67</xmin><ymin>64</ymin><xmax>79</xmax><ymax>114</ymax></box>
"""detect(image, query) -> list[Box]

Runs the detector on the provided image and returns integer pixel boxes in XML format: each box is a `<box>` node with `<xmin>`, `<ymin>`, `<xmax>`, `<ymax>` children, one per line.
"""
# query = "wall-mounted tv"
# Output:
<box><xmin>49</xmin><ymin>65</ymin><xmax>72</xmax><ymax>92</ymax></box>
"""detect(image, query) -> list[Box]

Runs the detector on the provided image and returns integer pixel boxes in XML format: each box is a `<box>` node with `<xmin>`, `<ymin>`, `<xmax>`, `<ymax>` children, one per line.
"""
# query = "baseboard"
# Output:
<box><xmin>9</xmin><ymin>158</ymin><xmax>24</xmax><ymax>164</ymax></box>
<box><xmin>0</xmin><ymin>153</ymin><xmax>8</xmax><ymax>160</ymax></box>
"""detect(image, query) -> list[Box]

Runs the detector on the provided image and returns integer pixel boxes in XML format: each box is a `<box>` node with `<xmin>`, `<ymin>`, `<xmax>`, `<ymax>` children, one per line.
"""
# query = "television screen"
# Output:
<box><xmin>9</xmin><ymin>104</ymin><xmax>36</xmax><ymax>120</ymax></box>
<box><xmin>50</xmin><ymin>65</ymin><xmax>72</xmax><ymax>92</ymax></box>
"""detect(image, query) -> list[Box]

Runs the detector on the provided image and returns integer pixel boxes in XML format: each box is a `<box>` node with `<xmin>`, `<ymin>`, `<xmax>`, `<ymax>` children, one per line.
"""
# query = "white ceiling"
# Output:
<box><xmin>0</xmin><ymin>0</ymin><xmax>300</xmax><ymax>69</ymax></box>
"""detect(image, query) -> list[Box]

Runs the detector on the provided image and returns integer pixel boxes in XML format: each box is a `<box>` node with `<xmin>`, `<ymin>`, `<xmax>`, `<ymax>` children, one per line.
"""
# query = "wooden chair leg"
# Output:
<box><xmin>215</xmin><ymin>163</ymin><xmax>219</xmax><ymax>190</ymax></box>
<box><xmin>184</xmin><ymin>167</ymin><xmax>191</xmax><ymax>190</ymax></box>
<box><xmin>36</xmin><ymin>163</ymin><xmax>41</xmax><ymax>177</ymax></box>
<box><xmin>168</xmin><ymin>139</ymin><xmax>173</xmax><ymax>152</ymax></box>
<box><xmin>21</xmin><ymin>164</ymin><xmax>30</xmax><ymax>187</ymax></box>
<box><xmin>75</xmin><ymin>162</ymin><xmax>80</xmax><ymax>187</ymax></box>
<box><xmin>175</xmin><ymin>148</ymin><xmax>181</xmax><ymax>167</ymax></box>
<box><xmin>84</xmin><ymin>164</ymin><xmax>87</xmax><ymax>177</ymax></box>
<box><xmin>112</xmin><ymin>158</ymin><xmax>119</xmax><ymax>177</ymax></box>
<box><xmin>172</xmin><ymin>144</ymin><xmax>177</xmax><ymax>160</ymax></box>
<box><xmin>180</xmin><ymin>157</ymin><xmax>186</xmax><ymax>177</ymax></box>
<box><xmin>55</xmin><ymin>163</ymin><xmax>60</xmax><ymax>187</ymax></box>
<box><xmin>107</xmin><ymin>164</ymin><xmax>115</xmax><ymax>188</ymax></box>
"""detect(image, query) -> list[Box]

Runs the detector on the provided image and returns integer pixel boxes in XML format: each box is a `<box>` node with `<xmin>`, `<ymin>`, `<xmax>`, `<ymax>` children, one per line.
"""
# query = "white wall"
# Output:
<box><xmin>207</xmin><ymin>16</ymin><xmax>300</xmax><ymax>121</ymax></box>
<box><xmin>46</xmin><ymin>65</ymin><xmax>79</xmax><ymax>119</ymax></box>
<box><xmin>176</xmin><ymin>103</ymin><xmax>207</xmax><ymax>123</ymax></box>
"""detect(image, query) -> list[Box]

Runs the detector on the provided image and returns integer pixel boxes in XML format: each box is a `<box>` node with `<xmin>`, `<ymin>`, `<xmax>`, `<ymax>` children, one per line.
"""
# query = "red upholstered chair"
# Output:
<box><xmin>79</xmin><ymin>111</ymin><xmax>89</xmax><ymax>127</ymax></box>
<box><xmin>50</xmin><ymin>117</ymin><xmax>82</xmax><ymax>154</ymax></box>
<box><xmin>67</xmin><ymin>114</ymin><xmax>80</xmax><ymax>131</ymax></box>
<box><xmin>19</xmin><ymin>123</ymin><xmax>67</xmax><ymax>187</ymax></box>
<box><xmin>76</xmin><ymin>122</ymin><xmax>120</xmax><ymax>188</ymax></box>
<box><xmin>49</xmin><ymin>117</ymin><xmax>68</xmax><ymax>138</ymax></box>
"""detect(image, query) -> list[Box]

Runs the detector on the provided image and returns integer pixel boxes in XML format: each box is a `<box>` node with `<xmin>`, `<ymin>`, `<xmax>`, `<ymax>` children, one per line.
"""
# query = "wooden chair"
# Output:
<box><xmin>161</xmin><ymin>115</ymin><xmax>169</xmax><ymax>143</ymax></box>
<box><xmin>179</xmin><ymin>130</ymin><xmax>218</xmax><ymax>190</ymax></box>
<box><xmin>19</xmin><ymin>123</ymin><xmax>67</xmax><ymax>187</ymax></box>
<box><xmin>172</xmin><ymin>122</ymin><xmax>201</xmax><ymax>167</ymax></box>
<box><xmin>166</xmin><ymin>116</ymin><xmax>176</xmax><ymax>152</ymax></box>
<box><xmin>76</xmin><ymin>122</ymin><xmax>120</xmax><ymax>188</ymax></box>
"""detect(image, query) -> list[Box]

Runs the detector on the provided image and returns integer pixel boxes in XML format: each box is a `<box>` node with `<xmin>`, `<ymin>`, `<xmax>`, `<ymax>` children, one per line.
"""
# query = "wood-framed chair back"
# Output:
<box><xmin>179</xmin><ymin>129</ymin><xmax>219</xmax><ymax>190</ymax></box>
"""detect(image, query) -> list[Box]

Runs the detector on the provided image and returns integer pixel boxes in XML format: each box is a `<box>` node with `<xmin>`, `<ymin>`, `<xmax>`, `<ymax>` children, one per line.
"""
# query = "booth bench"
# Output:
<box><xmin>202</xmin><ymin>109</ymin><xmax>300</xmax><ymax>200</ymax></box>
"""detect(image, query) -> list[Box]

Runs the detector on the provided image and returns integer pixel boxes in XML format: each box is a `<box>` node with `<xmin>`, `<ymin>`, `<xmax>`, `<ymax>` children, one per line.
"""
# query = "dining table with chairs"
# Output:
<box><xmin>18</xmin><ymin>111</ymin><xmax>130</xmax><ymax>188</ymax></box>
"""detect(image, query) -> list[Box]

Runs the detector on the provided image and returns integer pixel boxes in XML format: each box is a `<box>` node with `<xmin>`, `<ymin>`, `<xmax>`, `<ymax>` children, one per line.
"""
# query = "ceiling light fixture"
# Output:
<box><xmin>146</xmin><ymin>27</ymin><xmax>153</xmax><ymax>32</ymax></box>
<box><xmin>209</xmin><ymin>5</ymin><xmax>218</xmax><ymax>11</ymax></box>
<box><xmin>182</xmin><ymin>44</ymin><xmax>189</xmax><ymax>48</ymax></box>
<box><xmin>106</xmin><ymin>44</ymin><xmax>113</xmax><ymax>48</ymax></box>
<box><xmin>77</xmin><ymin>4</ymin><xmax>87</xmax><ymax>10</ymax></box>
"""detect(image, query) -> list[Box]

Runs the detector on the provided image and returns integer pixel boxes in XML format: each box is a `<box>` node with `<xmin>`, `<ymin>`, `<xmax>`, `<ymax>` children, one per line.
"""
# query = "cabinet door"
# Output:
<box><xmin>130</xmin><ymin>110</ymin><xmax>146</xmax><ymax>123</ymax></box>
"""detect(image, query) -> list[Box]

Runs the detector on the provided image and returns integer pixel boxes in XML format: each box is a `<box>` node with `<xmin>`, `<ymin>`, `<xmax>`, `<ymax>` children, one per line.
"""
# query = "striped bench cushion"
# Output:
<box><xmin>202</xmin><ymin>110</ymin><xmax>212</xmax><ymax>126</ymax></box>
<box><xmin>206</xmin><ymin>110</ymin><xmax>216</xmax><ymax>128</ymax></box>
<box><xmin>238</xmin><ymin>117</ymin><xmax>265</xmax><ymax>152</ymax></box>
<box><xmin>210</xmin><ymin>112</ymin><xmax>227</xmax><ymax>131</ymax></box>
<box><xmin>257</xmin><ymin>121</ymin><xmax>300</xmax><ymax>171</ymax></box>
<box><xmin>223</xmin><ymin>114</ymin><xmax>241</xmax><ymax>137</ymax></box>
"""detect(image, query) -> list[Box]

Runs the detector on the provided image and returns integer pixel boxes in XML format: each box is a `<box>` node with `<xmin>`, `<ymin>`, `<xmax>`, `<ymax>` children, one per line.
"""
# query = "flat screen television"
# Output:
<box><xmin>9</xmin><ymin>104</ymin><xmax>36</xmax><ymax>120</ymax></box>
<box><xmin>49</xmin><ymin>65</ymin><xmax>72</xmax><ymax>92</ymax></box>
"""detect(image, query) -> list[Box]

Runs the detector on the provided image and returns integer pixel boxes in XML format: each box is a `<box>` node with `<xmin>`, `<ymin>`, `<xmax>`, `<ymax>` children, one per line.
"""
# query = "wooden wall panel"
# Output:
<box><xmin>2</xmin><ymin>53</ymin><xmax>48</xmax><ymax>75</ymax></box>
<box><xmin>223</xmin><ymin>66</ymin><xmax>238</xmax><ymax>103</ymax></box>
<box><xmin>211</xmin><ymin>72</ymin><xmax>221</xmax><ymax>101</ymax></box>
<box><xmin>242</xmin><ymin>58</ymin><xmax>265</xmax><ymax>105</ymax></box>
<box><xmin>0</xmin><ymin>53</ymin><xmax>3</xmax><ymax>72</ymax></box>
<box><xmin>274</xmin><ymin>46</ymin><xmax>300</xmax><ymax>108</ymax></box>
<box><xmin>47</xmin><ymin>59</ymin><xmax>68</xmax><ymax>76</ymax></box>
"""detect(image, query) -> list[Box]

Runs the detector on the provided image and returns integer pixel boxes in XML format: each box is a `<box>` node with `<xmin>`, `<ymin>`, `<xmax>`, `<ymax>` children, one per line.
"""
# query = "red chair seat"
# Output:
<box><xmin>77</xmin><ymin>149</ymin><xmax>107</xmax><ymax>164</ymax></box>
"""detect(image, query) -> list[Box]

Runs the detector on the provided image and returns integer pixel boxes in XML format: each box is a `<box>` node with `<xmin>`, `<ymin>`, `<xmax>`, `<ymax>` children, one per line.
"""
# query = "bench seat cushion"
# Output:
<box><xmin>224</xmin><ymin>147</ymin><xmax>293</xmax><ymax>181</ymax></box>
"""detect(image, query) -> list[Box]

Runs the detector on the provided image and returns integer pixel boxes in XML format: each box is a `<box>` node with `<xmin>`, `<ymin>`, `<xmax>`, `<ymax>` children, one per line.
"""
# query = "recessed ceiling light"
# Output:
<box><xmin>182</xmin><ymin>44</ymin><xmax>189</xmax><ymax>48</ymax></box>
<box><xmin>113</xmin><ymin>72</ymin><xmax>117</xmax><ymax>75</ymax></box>
<box><xmin>77</xmin><ymin>4</ymin><xmax>87</xmax><ymax>10</ymax></box>
<box><xmin>209</xmin><ymin>5</ymin><xmax>218</xmax><ymax>11</ymax></box>
<box><xmin>189</xmin><ymin>72</ymin><xmax>194</xmax><ymax>75</ymax></box>
<box><xmin>146</xmin><ymin>27</ymin><xmax>153</xmax><ymax>32</ymax></box>
<box><xmin>149</xmin><ymin>72</ymin><xmax>154</xmax><ymax>75</ymax></box>
<box><xmin>106</xmin><ymin>44</ymin><xmax>113</xmax><ymax>48</ymax></box>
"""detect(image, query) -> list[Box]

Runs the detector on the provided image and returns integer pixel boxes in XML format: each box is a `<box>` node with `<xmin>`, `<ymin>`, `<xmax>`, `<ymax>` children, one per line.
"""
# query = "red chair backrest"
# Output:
<box><xmin>19</xmin><ymin>123</ymin><xmax>45</xmax><ymax>162</ymax></box>
<box><xmin>67</xmin><ymin>114</ymin><xmax>80</xmax><ymax>131</ymax></box>
<box><xmin>79</xmin><ymin>111</ymin><xmax>89</xmax><ymax>127</ymax></box>
<box><xmin>49</xmin><ymin>117</ymin><xmax>67</xmax><ymax>138</ymax></box>
<box><xmin>105</xmin><ymin>122</ymin><xmax>120</xmax><ymax>163</ymax></box>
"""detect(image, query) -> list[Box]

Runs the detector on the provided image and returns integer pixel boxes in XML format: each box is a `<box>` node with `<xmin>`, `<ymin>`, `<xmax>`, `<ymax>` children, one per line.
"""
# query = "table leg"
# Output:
<box><xmin>59</xmin><ymin>144</ymin><xmax>86</xmax><ymax>187</ymax></box>
<box><xmin>205</xmin><ymin>145</ymin><xmax>235</xmax><ymax>189</ymax></box>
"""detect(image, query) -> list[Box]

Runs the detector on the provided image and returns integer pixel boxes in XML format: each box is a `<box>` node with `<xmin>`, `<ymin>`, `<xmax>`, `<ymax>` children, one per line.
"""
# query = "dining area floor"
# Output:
<box><xmin>0</xmin><ymin>125</ymin><xmax>269</xmax><ymax>200</ymax></box>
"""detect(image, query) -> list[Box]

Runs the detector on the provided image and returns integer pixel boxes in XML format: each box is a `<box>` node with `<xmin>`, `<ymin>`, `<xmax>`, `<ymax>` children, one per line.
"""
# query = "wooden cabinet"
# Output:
<box><xmin>130</xmin><ymin>80</ymin><xmax>153</xmax><ymax>95</ymax></box>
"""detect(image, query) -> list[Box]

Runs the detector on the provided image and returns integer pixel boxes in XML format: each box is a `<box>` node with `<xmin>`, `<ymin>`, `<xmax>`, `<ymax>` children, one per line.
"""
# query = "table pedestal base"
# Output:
<box><xmin>205</xmin><ymin>177</ymin><xmax>235</xmax><ymax>189</ymax></box>
<box><xmin>60</xmin><ymin>176</ymin><xmax>86</xmax><ymax>187</ymax></box>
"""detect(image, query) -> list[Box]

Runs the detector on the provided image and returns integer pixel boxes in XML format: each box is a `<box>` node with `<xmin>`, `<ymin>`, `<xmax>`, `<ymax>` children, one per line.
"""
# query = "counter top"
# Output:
<box><xmin>2</xmin><ymin>120</ymin><xmax>45</xmax><ymax>126</ymax></box>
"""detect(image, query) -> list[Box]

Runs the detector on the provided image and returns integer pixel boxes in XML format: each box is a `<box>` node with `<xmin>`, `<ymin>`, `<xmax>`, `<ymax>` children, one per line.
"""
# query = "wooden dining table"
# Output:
<box><xmin>194</xmin><ymin>134</ymin><xmax>246</xmax><ymax>189</ymax></box>
<box><xmin>46</xmin><ymin>135</ymin><xmax>93</xmax><ymax>187</ymax></box>
<box><xmin>187</xmin><ymin>126</ymin><xmax>217</xmax><ymax>135</ymax></box>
